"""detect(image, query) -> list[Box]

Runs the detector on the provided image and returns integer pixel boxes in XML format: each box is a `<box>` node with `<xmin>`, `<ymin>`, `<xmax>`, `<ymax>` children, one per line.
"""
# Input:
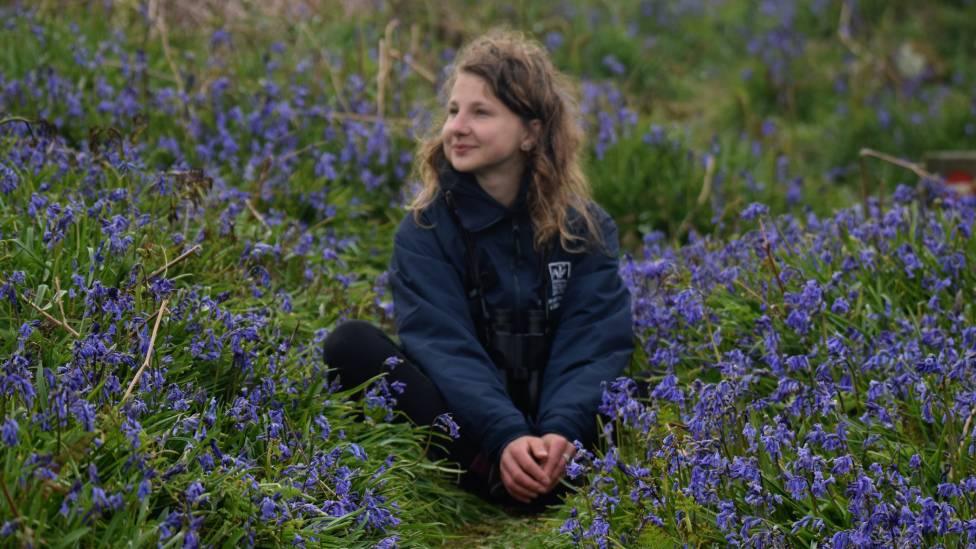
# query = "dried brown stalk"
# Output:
<box><xmin>120</xmin><ymin>298</ymin><xmax>169</xmax><ymax>405</ymax></box>
<box><xmin>676</xmin><ymin>154</ymin><xmax>717</xmax><ymax>237</ymax></box>
<box><xmin>53</xmin><ymin>277</ymin><xmax>69</xmax><ymax>328</ymax></box>
<box><xmin>245</xmin><ymin>198</ymin><xmax>272</xmax><ymax>233</ymax></box>
<box><xmin>25</xmin><ymin>295</ymin><xmax>80</xmax><ymax>338</ymax></box>
<box><xmin>759</xmin><ymin>219</ymin><xmax>787</xmax><ymax>296</ymax></box>
<box><xmin>387</xmin><ymin>46</ymin><xmax>436</xmax><ymax>84</ymax></box>
<box><xmin>147</xmin><ymin>244</ymin><xmax>203</xmax><ymax>280</ymax></box>
<box><xmin>0</xmin><ymin>472</ymin><xmax>18</xmax><ymax>522</ymax></box>
<box><xmin>859</xmin><ymin>148</ymin><xmax>932</xmax><ymax>180</ymax></box>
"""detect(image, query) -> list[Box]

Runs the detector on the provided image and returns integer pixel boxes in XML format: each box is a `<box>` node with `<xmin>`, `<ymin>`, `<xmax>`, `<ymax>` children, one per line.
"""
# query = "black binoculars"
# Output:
<box><xmin>484</xmin><ymin>308</ymin><xmax>552</xmax><ymax>418</ymax></box>
<box><xmin>488</xmin><ymin>308</ymin><xmax>547</xmax><ymax>337</ymax></box>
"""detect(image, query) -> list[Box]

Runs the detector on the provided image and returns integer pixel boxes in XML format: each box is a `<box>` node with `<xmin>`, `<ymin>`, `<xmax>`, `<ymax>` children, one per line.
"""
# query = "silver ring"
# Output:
<box><xmin>562</xmin><ymin>452</ymin><xmax>572</xmax><ymax>462</ymax></box>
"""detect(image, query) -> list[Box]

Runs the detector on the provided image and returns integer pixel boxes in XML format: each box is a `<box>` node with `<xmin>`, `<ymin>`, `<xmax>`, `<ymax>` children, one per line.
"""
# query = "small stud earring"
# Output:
<box><xmin>521</xmin><ymin>143</ymin><xmax>531</xmax><ymax>151</ymax></box>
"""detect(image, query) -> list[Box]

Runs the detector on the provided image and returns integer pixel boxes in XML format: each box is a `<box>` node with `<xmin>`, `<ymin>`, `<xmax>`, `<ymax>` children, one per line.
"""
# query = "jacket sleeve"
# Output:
<box><xmin>390</xmin><ymin>215</ymin><xmax>532</xmax><ymax>462</ymax></box>
<box><xmin>536</xmin><ymin>212</ymin><xmax>634</xmax><ymax>445</ymax></box>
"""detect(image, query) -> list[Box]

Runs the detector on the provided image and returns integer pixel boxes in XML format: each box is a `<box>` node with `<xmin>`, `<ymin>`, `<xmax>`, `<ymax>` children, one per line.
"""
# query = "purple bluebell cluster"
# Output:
<box><xmin>0</xmin><ymin>6</ymin><xmax>465</xmax><ymax>546</ymax></box>
<box><xmin>564</xmin><ymin>183</ymin><xmax>976</xmax><ymax>546</ymax></box>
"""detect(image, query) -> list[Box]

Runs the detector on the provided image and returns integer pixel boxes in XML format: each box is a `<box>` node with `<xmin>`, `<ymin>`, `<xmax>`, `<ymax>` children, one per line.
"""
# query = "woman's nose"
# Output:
<box><xmin>445</xmin><ymin>113</ymin><xmax>470</xmax><ymax>135</ymax></box>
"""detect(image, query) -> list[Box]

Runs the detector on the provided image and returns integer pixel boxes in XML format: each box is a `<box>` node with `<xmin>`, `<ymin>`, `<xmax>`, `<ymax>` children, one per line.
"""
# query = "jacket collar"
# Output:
<box><xmin>439</xmin><ymin>166</ymin><xmax>531</xmax><ymax>232</ymax></box>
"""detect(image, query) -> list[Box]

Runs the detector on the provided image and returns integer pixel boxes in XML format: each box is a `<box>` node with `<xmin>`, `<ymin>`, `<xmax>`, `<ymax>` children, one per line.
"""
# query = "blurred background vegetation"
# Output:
<box><xmin>9</xmin><ymin>0</ymin><xmax>976</xmax><ymax>253</ymax></box>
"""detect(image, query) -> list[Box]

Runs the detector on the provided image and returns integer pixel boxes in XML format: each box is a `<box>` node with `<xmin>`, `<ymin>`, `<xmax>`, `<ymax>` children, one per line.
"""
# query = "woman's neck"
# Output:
<box><xmin>474</xmin><ymin>167</ymin><xmax>523</xmax><ymax>209</ymax></box>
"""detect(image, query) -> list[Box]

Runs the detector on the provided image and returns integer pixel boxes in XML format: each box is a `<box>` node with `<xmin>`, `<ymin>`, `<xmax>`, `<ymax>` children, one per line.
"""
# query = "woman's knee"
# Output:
<box><xmin>322</xmin><ymin>320</ymin><xmax>384</xmax><ymax>365</ymax></box>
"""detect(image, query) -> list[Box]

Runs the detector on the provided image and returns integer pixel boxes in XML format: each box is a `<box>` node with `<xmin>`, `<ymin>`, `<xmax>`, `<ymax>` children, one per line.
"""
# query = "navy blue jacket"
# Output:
<box><xmin>390</xmin><ymin>168</ymin><xmax>634</xmax><ymax>463</ymax></box>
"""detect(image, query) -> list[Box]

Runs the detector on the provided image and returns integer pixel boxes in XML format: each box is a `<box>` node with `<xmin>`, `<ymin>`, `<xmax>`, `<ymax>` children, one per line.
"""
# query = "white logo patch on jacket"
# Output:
<box><xmin>547</xmin><ymin>261</ymin><xmax>571</xmax><ymax>310</ymax></box>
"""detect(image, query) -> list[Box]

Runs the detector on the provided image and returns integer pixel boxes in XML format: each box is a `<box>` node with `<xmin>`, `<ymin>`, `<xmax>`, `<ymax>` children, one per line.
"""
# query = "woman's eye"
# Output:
<box><xmin>475</xmin><ymin>109</ymin><xmax>489</xmax><ymax>116</ymax></box>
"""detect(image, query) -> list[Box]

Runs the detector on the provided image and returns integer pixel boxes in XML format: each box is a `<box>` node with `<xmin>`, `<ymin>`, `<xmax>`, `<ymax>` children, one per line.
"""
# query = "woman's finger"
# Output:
<box><xmin>510</xmin><ymin>459</ymin><xmax>547</xmax><ymax>494</ymax></box>
<box><xmin>502</xmin><ymin>452</ymin><xmax>541</xmax><ymax>491</ymax></box>
<box><xmin>513</xmin><ymin>444</ymin><xmax>550</xmax><ymax>488</ymax></box>
<box><xmin>500</xmin><ymin>459</ymin><xmax>536</xmax><ymax>502</ymax></box>
<box><xmin>529</xmin><ymin>437</ymin><xmax>549</xmax><ymax>463</ymax></box>
<box><xmin>502</xmin><ymin>443</ymin><xmax>545</xmax><ymax>496</ymax></box>
<box><xmin>542</xmin><ymin>438</ymin><xmax>569</xmax><ymax>480</ymax></box>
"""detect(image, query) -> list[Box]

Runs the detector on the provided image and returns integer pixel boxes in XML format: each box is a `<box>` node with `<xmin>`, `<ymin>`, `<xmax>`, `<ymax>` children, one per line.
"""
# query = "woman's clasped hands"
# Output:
<box><xmin>499</xmin><ymin>433</ymin><xmax>576</xmax><ymax>503</ymax></box>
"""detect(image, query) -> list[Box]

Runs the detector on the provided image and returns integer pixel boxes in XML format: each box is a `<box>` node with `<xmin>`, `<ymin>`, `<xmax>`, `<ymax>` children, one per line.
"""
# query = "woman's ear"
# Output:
<box><xmin>523</xmin><ymin>118</ymin><xmax>543</xmax><ymax>150</ymax></box>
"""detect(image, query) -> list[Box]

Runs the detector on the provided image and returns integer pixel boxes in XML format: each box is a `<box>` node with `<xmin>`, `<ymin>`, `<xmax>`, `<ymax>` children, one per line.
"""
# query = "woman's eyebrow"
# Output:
<box><xmin>447</xmin><ymin>99</ymin><xmax>491</xmax><ymax>108</ymax></box>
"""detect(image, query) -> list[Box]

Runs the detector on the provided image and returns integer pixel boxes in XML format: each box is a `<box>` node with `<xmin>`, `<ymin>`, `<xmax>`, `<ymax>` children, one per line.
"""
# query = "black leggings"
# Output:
<box><xmin>321</xmin><ymin>320</ymin><xmax>483</xmax><ymax>473</ymax></box>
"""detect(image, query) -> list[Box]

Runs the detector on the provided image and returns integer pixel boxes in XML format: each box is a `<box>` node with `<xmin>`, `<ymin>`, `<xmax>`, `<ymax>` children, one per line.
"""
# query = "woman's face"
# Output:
<box><xmin>441</xmin><ymin>72</ymin><xmax>531</xmax><ymax>182</ymax></box>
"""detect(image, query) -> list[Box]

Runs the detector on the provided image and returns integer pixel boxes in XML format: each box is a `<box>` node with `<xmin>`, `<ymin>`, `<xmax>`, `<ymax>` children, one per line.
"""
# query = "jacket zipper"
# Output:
<box><xmin>512</xmin><ymin>217</ymin><xmax>521</xmax><ymax>331</ymax></box>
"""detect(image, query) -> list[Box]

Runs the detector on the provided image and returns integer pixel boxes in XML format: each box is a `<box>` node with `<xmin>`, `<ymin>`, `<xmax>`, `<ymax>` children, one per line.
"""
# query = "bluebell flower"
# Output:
<box><xmin>1</xmin><ymin>519</ymin><xmax>18</xmax><ymax>537</ymax></box>
<box><xmin>348</xmin><ymin>443</ymin><xmax>368</xmax><ymax>462</ymax></box>
<box><xmin>121</xmin><ymin>417</ymin><xmax>141</xmax><ymax>449</ymax></box>
<box><xmin>71</xmin><ymin>399</ymin><xmax>96</xmax><ymax>431</ymax></box>
<box><xmin>161</xmin><ymin>463</ymin><xmax>186</xmax><ymax>481</ymax></box>
<box><xmin>433</xmin><ymin>413</ymin><xmax>460</xmax><ymax>439</ymax></box>
<box><xmin>559</xmin><ymin>508</ymin><xmax>582</xmax><ymax>543</ymax></box>
<box><xmin>183</xmin><ymin>529</ymin><xmax>200</xmax><ymax>549</ymax></box>
<box><xmin>364</xmin><ymin>378</ymin><xmax>398</xmax><ymax>421</ymax></box>
<box><xmin>137</xmin><ymin>478</ymin><xmax>152</xmax><ymax>502</ymax></box>
<box><xmin>602</xmin><ymin>54</ymin><xmax>626</xmax><ymax>76</ymax></box>
<box><xmin>1</xmin><ymin>418</ymin><xmax>18</xmax><ymax>447</ymax></box>
<box><xmin>784</xmin><ymin>471</ymin><xmax>808</xmax><ymax>500</ymax></box>
<box><xmin>791</xmin><ymin>514</ymin><xmax>825</xmax><ymax>534</ymax></box>
<box><xmin>897</xmin><ymin>244</ymin><xmax>923</xmax><ymax>278</ymax></box>
<box><xmin>939</xmin><ymin>251</ymin><xmax>965</xmax><ymax>278</ymax></box>
<box><xmin>892</xmin><ymin>184</ymin><xmax>916</xmax><ymax>204</ymax></box>
<box><xmin>357</xmin><ymin>488</ymin><xmax>400</xmax><ymax>531</ymax></box>
<box><xmin>198</xmin><ymin>452</ymin><xmax>215</xmax><ymax>473</ymax></box>
<box><xmin>0</xmin><ymin>162</ymin><xmax>18</xmax><ymax>194</ymax></box>
<box><xmin>831</xmin><ymin>297</ymin><xmax>850</xmax><ymax>315</ymax></box>
<box><xmin>185</xmin><ymin>481</ymin><xmax>206</xmax><ymax>505</ymax></box>
<box><xmin>91</xmin><ymin>486</ymin><xmax>111</xmax><ymax>512</ymax></box>
<box><xmin>159</xmin><ymin>510</ymin><xmax>184</xmax><ymax>539</ymax></box>
<box><xmin>259</xmin><ymin>497</ymin><xmax>277</xmax><ymax>522</ymax></box>
<box><xmin>715</xmin><ymin>499</ymin><xmax>737</xmax><ymax>531</ymax></box>
<box><xmin>740</xmin><ymin>202</ymin><xmax>769</xmax><ymax>221</ymax></box>
<box><xmin>544</xmin><ymin>31</ymin><xmax>564</xmax><ymax>52</ymax></box>
<box><xmin>566</xmin><ymin>458</ymin><xmax>586</xmax><ymax>479</ymax></box>
<box><xmin>785</xmin><ymin>309</ymin><xmax>811</xmax><ymax>335</ymax></box>
<box><xmin>937</xmin><ymin>482</ymin><xmax>961</xmax><ymax>499</ymax></box>
<box><xmin>649</xmin><ymin>374</ymin><xmax>685</xmax><ymax>405</ymax></box>
<box><xmin>583</xmin><ymin>513</ymin><xmax>611</xmax><ymax>547</ymax></box>
<box><xmin>101</xmin><ymin>214</ymin><xmax>133</xmax><ymax>254</ymax></box>
<box><xmin>314</xmin><ymin>415</ymin><xmax>331</xmax><ymax>441</ymax></box>
<box><xmin>314</xmin><ymin>152</ymin><xmax>337</xmax><ymax>180</ymax></box>
<box><xmin>16</xmin><ymin>321</ymin><xmax>36</xmax><ymax>345</ymax></box>
<box><xmin>0</xmin><ymin>280</ymin><xmax>19</xmax><ymax>307</ymax></box>
<box><xmin>149</xmin><ymin>277</ymin><xmax>175</xmax><ymax>300</ymax></box>
<box><xmin>674</xmin><ymin>289</ymin><xmax>704</xmax><ymax>325</ymax></box>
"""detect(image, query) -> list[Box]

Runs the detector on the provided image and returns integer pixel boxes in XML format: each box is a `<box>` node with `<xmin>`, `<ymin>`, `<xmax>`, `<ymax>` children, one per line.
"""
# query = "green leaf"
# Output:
<box><xmin>54</xmin><ymin>527</ymin><xmax>91</xmax><ymax>548</ymax></box>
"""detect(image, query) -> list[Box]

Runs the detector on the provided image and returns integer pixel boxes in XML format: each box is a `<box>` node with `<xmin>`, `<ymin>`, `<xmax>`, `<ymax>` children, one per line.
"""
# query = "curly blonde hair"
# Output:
<box><xmin>409</xmin><ymin>29</ymin><xmax>602</xmax><ymax>253</ymax></box>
